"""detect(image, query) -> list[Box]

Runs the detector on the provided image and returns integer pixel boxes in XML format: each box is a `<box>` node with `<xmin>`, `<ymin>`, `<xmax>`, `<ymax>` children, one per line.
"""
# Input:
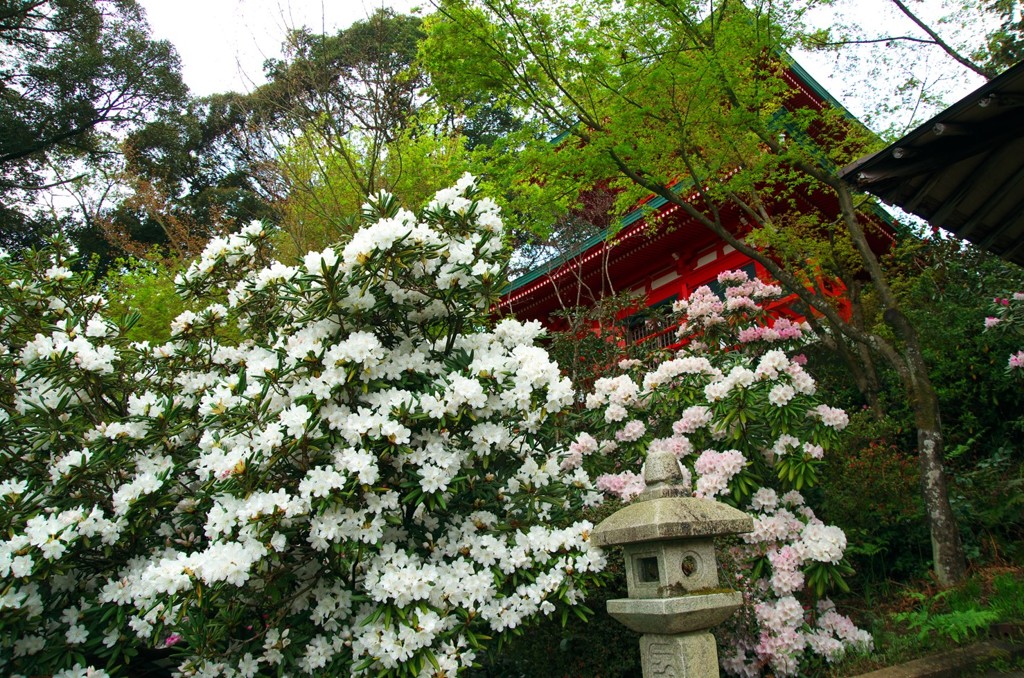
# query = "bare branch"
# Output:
<box><xmin>888</xmin><ymin>0</ymin><xmax>993</xmax><ymax>79</ymax></box>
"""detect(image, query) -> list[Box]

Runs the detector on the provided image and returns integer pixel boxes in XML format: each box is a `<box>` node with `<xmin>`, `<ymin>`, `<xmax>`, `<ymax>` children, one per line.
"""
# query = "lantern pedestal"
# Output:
<box><xmin>640</xmin><ymin>632</ymin><xmax>718</xmax><ymax>677</ymax></box>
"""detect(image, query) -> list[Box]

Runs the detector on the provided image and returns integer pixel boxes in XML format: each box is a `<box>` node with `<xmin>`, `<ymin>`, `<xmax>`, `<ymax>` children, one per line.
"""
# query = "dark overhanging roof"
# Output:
<box><xmin>838</xmin><ymin>60</ymin><xmax>1024</xmax><ymax>267</ymax></box>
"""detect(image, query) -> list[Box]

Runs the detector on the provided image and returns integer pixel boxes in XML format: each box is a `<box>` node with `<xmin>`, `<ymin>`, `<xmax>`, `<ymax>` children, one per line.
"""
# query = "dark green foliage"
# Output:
<box><xmin>819</xmin><ymin>439</ymin><xmax>931</xmax><ymax>582</ymax></box>
<box><xmin>809</xmin><ymin>237</ymin><xmax>1024</xmax><ymax>580</ymax></box>
<box><xmin>457</xmin><ymin>99</ymin><xmax>525</xmax><ymax>152</ymax></box>
<box><xmin>952</xmin><ymin>445</ymin><xmax>1024</xmax><ymax>563</ymax></box>
<box><xmin>109</xmin><ymin>95</ymin><xmax>277</xmax><ymax>256</ymax></box>
<box><xmin>258</xmin><ymin>9</ymin><xmax>425</xmax><ymax>140</ymax></box>
<box><xmin>982</xmin><ymin>0</ymin><xmax>1024</xmax><ymax>73</ymax></box>
<box><xmin>894</xmin><ymin>241</ymin><xmax>1024</xmax><ymax>563</ymax></box>
<box><xmin>897</xmin><ymin>242</ymin><xmax>1024</xmax><ymax>457</ymax></box>
<box><xmin>102</xmin><ymin>9</ymin><xmax>433</xmax><ymax>261</ymax></box>
<box><xmin>0</xmin><ymin>0</ymin><xmax>186</xmax><ymax>247</ymax></box>
<box><xmin>469</xmin><ymin>583</ymin><xmax>641</xmax><ymax>678</ymax></box>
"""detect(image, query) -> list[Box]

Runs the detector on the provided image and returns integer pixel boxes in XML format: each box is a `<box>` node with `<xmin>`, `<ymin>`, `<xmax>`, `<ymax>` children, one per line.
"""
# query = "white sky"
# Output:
<box><xmin>135</xmin><ymin>0</ymin><xmax>987</xmax><ymax>135</ymax></box>
<box><xmin>137</xmin><ymin>0</ymin><xmax>425</xmax><ymax>96</ymax></box>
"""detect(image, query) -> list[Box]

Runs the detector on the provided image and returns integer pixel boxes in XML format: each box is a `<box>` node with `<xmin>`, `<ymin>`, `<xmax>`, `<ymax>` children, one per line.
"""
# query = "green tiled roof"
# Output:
<box><xmin>502</xmin><ymin>184</ymin><xmax>686</xmax><ymax>293</ymax></box>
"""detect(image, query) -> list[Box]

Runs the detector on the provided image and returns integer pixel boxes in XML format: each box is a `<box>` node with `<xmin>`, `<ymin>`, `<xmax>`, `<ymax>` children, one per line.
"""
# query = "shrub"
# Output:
<box><xmin>569</xmin><ymin>271</ymin><xmax>871</xmax><ymax>677</ymax></box>
<box><xmin>985</xmin><ymin>291</ymin><xmax>1024</xmax><ymax>376</ymax></box>
<box><xmin>952</xmin><ymin>445</ymin><xmax>1024</xmax><ymax>563</ymax></box>
<box><xmin>819</xmin><ymin>440</ymin><xmax>929</xmax><ymax>581</ymax></box>
<box><xmin>0</xmin><ymin>177</ymin><xmax>605</xmax><ymax>677</ymax></box>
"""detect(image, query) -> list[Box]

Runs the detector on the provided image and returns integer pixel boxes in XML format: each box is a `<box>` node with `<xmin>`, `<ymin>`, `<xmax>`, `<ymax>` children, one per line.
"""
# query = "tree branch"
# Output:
<box><xmin>888</xmin><ymin>0</ymin><xmax>993</xmax><ymax>79</ymax></box>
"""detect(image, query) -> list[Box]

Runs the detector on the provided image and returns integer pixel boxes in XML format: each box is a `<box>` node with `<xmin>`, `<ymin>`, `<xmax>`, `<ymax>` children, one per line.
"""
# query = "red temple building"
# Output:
<box><xmin>497</xmin><ymin>60</ymin><xmax>892</xmax><ymax>347</ymax></box>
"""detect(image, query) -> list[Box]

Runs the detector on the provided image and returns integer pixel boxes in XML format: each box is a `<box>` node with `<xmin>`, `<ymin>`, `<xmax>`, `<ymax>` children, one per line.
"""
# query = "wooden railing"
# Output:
<box><xmin>627</xmin><ymin>316</ymin><xmax>683</xmax><ymax>351</ymax></box>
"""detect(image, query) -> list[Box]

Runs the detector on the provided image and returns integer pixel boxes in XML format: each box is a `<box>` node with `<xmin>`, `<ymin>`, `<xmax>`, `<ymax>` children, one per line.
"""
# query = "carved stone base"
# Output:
<box><xmin>640</xmin><ymin>631</ymin><xmax>718</xmax><ymax>677</ymax></box>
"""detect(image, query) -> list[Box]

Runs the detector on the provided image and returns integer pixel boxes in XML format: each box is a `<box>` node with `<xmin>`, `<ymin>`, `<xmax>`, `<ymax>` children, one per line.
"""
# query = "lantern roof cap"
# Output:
<box><xmin>591</xmin><ymin>495</ymin><xmax>753</xmax><ymax>547</ymax></box>
<box><xmin>591</xmin><ymin>448</ymin><xmax>753</xmax><ymax>547</ymax></box>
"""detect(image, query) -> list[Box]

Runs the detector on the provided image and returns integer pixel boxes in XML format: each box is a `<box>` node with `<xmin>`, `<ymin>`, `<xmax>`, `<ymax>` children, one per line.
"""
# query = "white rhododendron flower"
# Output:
<box><xmin>0</xmin><ymin>179</ymin><xmax>603</xmax><ymax>676</ymax></box>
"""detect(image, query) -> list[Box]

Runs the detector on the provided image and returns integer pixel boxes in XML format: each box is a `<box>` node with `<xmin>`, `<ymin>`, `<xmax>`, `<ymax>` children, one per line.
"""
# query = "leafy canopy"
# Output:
<box><xmin>0</xmin><ymin>0</ymin><xmax>186</xmax><ymax>249</ymax></box>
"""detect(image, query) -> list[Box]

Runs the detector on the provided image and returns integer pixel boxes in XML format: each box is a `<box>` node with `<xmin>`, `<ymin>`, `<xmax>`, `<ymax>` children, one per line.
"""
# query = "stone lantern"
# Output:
<box><xmin>592</xmin><ymin>448</ymin><xmax>753</xmax><ymax>677</ymax></box>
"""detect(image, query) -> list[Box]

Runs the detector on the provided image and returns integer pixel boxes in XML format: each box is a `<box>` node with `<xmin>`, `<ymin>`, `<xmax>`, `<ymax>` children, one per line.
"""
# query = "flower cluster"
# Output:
<box><xmin>575</xmin><ymin>270</ymin><xmax>869</xmax><ymax>676</ymax></box>
<box><xmin>672</xmin><ymin>272</ymin><xmax>809</xmax><ymax>354</ymax></box>
<box><xmin>984</xmin><ymin>291</ymin><xmax>1024</xmax><ymax>375</ymax></box>
<box><xmin>0</xmin><ymin>177</ymin><xmax>604</xmax><ymax>677</ymax></box>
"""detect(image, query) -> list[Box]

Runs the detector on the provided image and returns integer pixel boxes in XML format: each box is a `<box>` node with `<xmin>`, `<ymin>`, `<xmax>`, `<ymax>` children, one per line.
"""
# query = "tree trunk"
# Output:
<box><xmin>917</xmin><ymin>420</ymin><xmax>966</xmax><ymax>587</ymax></box>
<box><xmin>883</xmin><ymin>308</ymin><xmax>967</xmax><ymax>587</ymax></box>
<box><xmin>832</xmin><ymin>181</ymin><xmax>968</xmax><ymax>587</ymax></box>
<box><xmin>846</xmin><ymin>281</ymin><xmax>885</xmax><ymax>417</ymax></box>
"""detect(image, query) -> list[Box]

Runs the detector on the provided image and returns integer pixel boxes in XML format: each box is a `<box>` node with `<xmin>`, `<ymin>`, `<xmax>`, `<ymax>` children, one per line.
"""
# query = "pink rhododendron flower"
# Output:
<box><xmin>769</xmin><ymin>384</ymin><xmax>796</xmax><ymax>407</ymax></box>
<box><xmin>694</xmin><ymin>449</ymin><xmax>746</xmax><ymax>498</ymax></box>
<box><xmin>615</xmin><ymin>419</ymin><xmax>647</xmax><ymax>442</ymax></box>
<box><xmin>768</xmin><ymin>546</ymin><xmax>804</xmax><ymax>595</ymax></box>
<box><xmin>578</xmin><ymin>267</ymin><xmax>866</xmax><ymax>676</ymax></box>
<box><xmin>750</xmin><ymin>488</ymin><xmax>779</xmax><ymax>512</ymax></box>
<box><xmin>595</xmin><ymin>471</ymin><xmax>645</xmax><ymax>501</ymax></box>
<box><xmin>672</xmin><ymin>405</ymin><xmax>713</xmax><ymax>434</ymax></box>
<box><xmin>649</xmin><ymin>435</ymin><xmax>694</xmax><ymax>458</ymax></box>
<box><xmin>811</xmin><ymin>405</ymin><xmax>848</xmax><ymax>430</ymax></box>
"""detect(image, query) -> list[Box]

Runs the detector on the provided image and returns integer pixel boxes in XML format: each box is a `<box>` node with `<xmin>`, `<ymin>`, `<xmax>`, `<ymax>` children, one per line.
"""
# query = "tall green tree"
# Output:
<box><xmin>105</xmin><ymin>93</ymin><xmax>276</xmax><ymax>259</ymax></box>
<box><xmin>0</xmin><ymin>0</ymin><xmax>186</xmax><ymax>249</ymax></box>
<box><xmin>271</xmin><ymin>109</ymin><xmax>472</xmax><ymax>258</ymax></box>
<box><xmin>243</xmin><ymin>9</ymin><xmax>431</xmax><ymax>239</ymax></box>
<box><xmin>423</xmin><ymin>0</ymin><xmax>969</xmax><ymax>585</ymax></box>
<box><xmin>984</xmin><ymin>0</ymin><xmax>1024</xmax><ymax>71</ymax></box>
<box><xmin>104</xmin><ymin>9</ymin><xmax>503</xmax><ymax>261</ymax></box>
<box><xmin>100</xmin><ymin>9</ymin><xmax>428</xmax><ymax>260</ymax></box>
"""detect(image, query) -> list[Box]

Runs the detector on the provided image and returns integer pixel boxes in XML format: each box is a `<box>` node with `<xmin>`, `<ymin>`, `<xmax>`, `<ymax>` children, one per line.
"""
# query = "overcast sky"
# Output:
<box><xmin>137</xmin><ymin>0</ymin><xmax>424</xmax><ymax>96</ymax></box>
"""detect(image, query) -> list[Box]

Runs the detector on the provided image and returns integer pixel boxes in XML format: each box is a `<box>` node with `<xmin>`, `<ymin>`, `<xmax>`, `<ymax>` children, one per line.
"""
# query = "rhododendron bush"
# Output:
<box><xmin>567</xmin><ymin>271</ymin><xmax>871</xmax><ymax>676</ymax></box>
<box><xmin>985</xmin><ymin>291</ymin><xmax>1024</xmax><ymax>373</ymax></box>
<box><xmin>0</xmin><ymin>177</ymin><xmax>606</xmax><ymax>677</ymax></box>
